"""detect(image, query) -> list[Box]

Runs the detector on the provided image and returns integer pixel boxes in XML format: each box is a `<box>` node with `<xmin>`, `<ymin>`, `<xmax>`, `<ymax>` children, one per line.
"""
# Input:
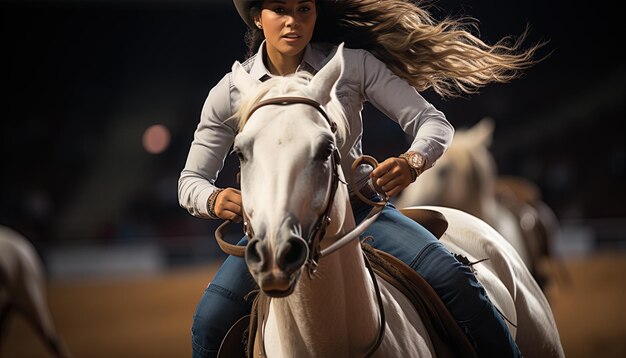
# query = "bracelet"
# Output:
<box><xmin>208</xmin><ymin>188</ymin><xmax>224</xmax><ymax>218</ymax></box>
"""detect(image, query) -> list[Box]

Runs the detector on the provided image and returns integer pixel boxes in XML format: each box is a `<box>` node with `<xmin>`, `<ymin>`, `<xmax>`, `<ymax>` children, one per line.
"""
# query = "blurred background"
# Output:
<box><xmin>1</xmin><ymin>0</ymin><xmax>624</xmax><ymax>357</ymax></box>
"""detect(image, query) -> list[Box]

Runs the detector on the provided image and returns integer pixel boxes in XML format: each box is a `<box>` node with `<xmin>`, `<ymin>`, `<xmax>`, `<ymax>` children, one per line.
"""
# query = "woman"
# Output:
<box><xmin>179</xmin><ymin>1</ymin><xmax>541</xmax><ymax>356</ymax></box>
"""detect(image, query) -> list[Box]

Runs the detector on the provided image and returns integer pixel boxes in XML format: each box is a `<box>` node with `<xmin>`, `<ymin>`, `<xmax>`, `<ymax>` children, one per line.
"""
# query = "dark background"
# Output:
<box><xmin>1</xmin><ymin>0</ymin><xmax>624</xmax><ymax>270</ymax></box>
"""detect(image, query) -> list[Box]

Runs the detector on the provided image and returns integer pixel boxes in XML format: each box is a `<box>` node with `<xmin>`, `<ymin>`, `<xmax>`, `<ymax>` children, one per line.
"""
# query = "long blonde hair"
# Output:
<box><xmin>245</xmin><ymin>0</ymin><xmax>546</xmax><ymax>98</ymax></box>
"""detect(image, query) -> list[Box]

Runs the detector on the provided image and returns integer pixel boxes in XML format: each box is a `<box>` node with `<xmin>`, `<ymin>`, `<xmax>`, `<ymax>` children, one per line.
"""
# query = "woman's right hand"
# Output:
<box><xmin>214</xmin><ymin>188</ymin><xmax>243</xmax><ymax>223</ymax></box>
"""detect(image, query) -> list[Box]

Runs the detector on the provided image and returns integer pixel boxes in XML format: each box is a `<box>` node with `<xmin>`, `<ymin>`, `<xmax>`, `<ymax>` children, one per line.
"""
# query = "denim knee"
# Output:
<box><xmin>191</xmin><ymin>283</ymin><xmax>254</xmax><ymax>358</ymax></box>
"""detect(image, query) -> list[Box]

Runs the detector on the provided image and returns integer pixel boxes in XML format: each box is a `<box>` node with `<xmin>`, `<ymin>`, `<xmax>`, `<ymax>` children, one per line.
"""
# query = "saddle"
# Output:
<box><xmin>217</xmin><ymin>208</ymin><xmax>476</xmax><ymax>358</ymax></box>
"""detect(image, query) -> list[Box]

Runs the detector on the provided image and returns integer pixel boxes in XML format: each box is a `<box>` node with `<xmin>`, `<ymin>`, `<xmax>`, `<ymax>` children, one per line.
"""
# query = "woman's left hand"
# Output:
<box><xmin>370</xmin><ymin>157</ymin><xmax>415</xmax><ymax>197</ymax></box>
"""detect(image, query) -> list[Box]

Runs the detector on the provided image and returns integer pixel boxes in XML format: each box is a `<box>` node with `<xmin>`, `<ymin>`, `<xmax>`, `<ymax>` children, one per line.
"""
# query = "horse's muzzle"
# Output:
<box><xmin>246</xmin><ymin>235</ymin><xmax>309</xmax><ymax>295</ymax></box>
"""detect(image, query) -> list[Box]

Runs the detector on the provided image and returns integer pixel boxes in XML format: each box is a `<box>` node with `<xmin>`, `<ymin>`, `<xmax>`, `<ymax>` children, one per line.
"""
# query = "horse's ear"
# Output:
<box><xmin>308</xmin><ymin>42</ymin><xmax>344</xmax><ymax>105</ymax></box>
<box><xmin>472</xmin><ymin>117</ymin><xmax>495</xmax><ymax>147</ymax></box>
<box><xmin>232</xmin><ymin>61</ymin><xmax>261</xmax><ymax>97</ymax></box>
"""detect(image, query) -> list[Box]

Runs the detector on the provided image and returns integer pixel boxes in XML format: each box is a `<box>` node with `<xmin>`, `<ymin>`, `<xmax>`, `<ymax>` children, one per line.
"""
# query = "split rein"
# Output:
<box><xmin>212</xmin><ymin>96</ymin><xmax>388</xmax><ymax>357</ymax></box>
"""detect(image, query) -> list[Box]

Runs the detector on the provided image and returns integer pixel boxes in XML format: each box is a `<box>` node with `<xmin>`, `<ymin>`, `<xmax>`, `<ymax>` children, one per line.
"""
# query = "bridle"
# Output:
<box><xmin>215</xmin><ymin>96</ymin><xmax>384</xmax><ymax>266</ymax></box>
<box><xmin>213</xmin><ymin>96</ymin><xmax>387</xmax><ymax>357</ymax></box>
<box><xmin>243</xmin><ymin>96</ymin><xmax>342</xmax><ymax>275</ymax></box>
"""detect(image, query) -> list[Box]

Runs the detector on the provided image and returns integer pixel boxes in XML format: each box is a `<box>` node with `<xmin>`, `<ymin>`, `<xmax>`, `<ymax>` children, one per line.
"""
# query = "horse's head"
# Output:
<box><xmin>396</xmin><ymin>118</ymin><xmax>497</xmax><ymax>216</ymax></box>
<box><xmin>232</xmin><ymin>44</ymin><xmax>348</xmax><ymax>297</ymax></box>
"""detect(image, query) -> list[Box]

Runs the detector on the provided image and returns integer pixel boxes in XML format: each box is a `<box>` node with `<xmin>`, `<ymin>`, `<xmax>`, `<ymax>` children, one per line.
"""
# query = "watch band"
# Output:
<box><xmin>399</xmin><ymin>152</ymin><xmax>425</xmax><ymax>182</ymax></box>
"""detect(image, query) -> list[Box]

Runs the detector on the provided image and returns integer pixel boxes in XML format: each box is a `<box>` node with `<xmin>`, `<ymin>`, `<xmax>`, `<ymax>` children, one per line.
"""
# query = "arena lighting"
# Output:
<box><xmin>142</xmin><ymin>124</ymin><xmax>171</xmax><ymax>154</ymax></box>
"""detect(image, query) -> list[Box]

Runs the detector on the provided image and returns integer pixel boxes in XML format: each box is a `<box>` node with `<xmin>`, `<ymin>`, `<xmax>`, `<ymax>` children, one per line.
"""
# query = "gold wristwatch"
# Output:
<box><xmin>399</xmin><ymin>151</ymin><xmax>426</xmax><ymax>182</ymax></box>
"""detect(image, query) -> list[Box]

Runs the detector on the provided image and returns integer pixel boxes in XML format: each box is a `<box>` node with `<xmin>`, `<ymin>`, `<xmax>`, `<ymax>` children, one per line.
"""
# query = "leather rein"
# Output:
<box><xmin>213</xmin><ymin>96</ymin><xmax>387</xmax><ymax>357</ymax></box>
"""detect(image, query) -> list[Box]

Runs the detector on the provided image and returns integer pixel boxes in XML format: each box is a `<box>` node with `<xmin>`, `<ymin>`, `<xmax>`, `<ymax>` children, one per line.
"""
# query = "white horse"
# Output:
<box><xmin>227</xmin><ymin>44</ymin><xmax>563</xmax><ymax>357</ymax></box>
<box><xmin>0</xmin><ymin>225</ymin><xmax>70</xmax><ymax>358</ymax></box>
<box><xmin>395</xmin><ymin>119</ymin><xmax>561</xmax><ymax>288</ymax></box>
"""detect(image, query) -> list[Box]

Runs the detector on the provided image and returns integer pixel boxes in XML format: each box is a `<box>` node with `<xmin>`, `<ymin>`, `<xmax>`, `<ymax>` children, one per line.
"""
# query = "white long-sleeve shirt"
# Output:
<box><xmin>178</xmin><ymin>42</ymin><xmax>454</xmax><ymax>219</ymax></box>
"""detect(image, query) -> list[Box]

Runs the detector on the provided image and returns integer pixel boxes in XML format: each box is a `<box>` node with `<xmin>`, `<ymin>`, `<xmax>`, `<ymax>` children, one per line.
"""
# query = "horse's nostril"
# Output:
<box><xmin>276</xmin><ymin>237</ymin><xmax>308</xmax><ymax>274</ymax></box>
<box><xmin>245</xmin><ymin>238</ymin><xmax>265</xmax><ymax>270</ymax></box>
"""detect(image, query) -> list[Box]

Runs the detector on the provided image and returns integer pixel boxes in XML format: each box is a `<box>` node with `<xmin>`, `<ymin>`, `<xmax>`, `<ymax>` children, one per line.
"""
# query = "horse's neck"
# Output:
<box><xmin>476</xmin><ymin>182</ymin><xmax>506</xmax><ymax>229</ymax></box>
<box><xmin>267</xmin><ymin>242</ymin><xmax>381</xmax><ymax>356</ymax></box>
<box><xmin>459</xmin><ymin>185</ymin><xmax>495</xmax><ymax>224</ymax></box>
<box><xmin>265</xmin><ymin>189</ymin><xmax>381</xmax><ymax>357</ymax></box>
<box><xmin>458</xmin><ymin>152</ymin><xmax>497</xmax><ymax>225</ymax></box>
<box><xmin>470</xmin><ymin>148</ymin><xmax>501</xmax><ymax>225</ymax></box>
<box><xmin>481</xmin><ymin>196</ymin><xmax>503</xmax><ymax>225</ymax></box>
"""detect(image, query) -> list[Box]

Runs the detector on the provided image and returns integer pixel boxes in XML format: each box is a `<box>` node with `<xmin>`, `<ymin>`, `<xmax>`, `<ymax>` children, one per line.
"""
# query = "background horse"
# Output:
<box><xmin>395</xmin><ymin>118</ymin><xmax>561</xmax><ymax>289</ymax></box>
<box><xmin>0</xmin><ymin>225</ymin><xmax>70</xmax><ymax>358</ymax></box>
<box><xmin>229</xmin><ymin>44</ymin><xmax>564</xmax><ymax>357</ymax></box>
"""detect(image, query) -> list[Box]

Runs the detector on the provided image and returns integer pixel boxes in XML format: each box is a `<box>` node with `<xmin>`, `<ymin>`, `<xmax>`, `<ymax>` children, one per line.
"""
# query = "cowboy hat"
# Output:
<box><xmin>234</xmin><ymin>0</ymin><xmax>323</xmax><ymax>29</ymax></box>
<box><xmin>233</xmin><ymin>0</ymin><xmax>257</xmax><ymax>29</ymax></box>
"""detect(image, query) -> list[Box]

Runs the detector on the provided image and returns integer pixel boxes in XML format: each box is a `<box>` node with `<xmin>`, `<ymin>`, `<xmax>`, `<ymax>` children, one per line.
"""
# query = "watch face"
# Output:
<box><xmin>410</xmin><ymin>153</ymin><xmax>424</xmax><ymax>168</ymax></box>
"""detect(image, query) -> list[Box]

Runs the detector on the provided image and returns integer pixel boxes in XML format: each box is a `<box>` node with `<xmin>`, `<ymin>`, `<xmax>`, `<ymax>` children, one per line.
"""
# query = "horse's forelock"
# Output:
<box><xmin>231</xmin><ymin>72</ymin><xmax>348</xmax><ymax>145</ymax></box>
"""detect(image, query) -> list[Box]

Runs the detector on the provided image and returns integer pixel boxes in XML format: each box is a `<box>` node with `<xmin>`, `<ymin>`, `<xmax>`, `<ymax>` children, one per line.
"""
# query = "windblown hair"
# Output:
<box><xmin>233</xmin><ymin>71</ymin><xmax>349</xmax><ymax>145</ymax></box>
<box><xmin>244</xmin><ymin>0</ymin><xmax>545</xmax><ymax>98</ymax></box>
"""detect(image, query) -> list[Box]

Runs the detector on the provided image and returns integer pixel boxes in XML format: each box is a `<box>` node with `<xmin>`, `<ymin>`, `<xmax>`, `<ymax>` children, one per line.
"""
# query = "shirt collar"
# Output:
<box><xmin>249</xmin><ymin>41</ymin><xmax>324</xmax><ymax>81</ymax></box>
<box><xmin>248</xmin><ymin>42</ymin><xmax>271</xmax><ymax>81</ymax></box>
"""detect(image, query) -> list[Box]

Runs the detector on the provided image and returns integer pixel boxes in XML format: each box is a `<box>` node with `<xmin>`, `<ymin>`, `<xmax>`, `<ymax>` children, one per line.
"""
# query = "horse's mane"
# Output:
<box><xmin>232</xmin><ymin>71</ymin><xmax>349</xmax><ymax>146</ymax></box>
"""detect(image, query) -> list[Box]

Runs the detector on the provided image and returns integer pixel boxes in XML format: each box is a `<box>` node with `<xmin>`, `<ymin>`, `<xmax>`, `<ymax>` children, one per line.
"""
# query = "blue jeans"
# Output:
<box><xmin>191</xmin><ymin>198</ymin><xmax>521</xmax><ymax>357</ymax></box>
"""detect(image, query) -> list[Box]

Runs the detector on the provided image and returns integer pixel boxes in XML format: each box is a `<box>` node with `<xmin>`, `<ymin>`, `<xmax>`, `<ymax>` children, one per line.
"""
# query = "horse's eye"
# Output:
<box><xmin>317</xmin><ymin>143</ymin><xmax>334</xmax><ymax>161</ymax></box>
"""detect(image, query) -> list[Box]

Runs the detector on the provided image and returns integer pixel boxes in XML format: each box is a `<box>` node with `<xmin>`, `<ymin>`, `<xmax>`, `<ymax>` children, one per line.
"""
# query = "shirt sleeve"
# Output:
<box><xmin>359</xmin><ymin>49</ymin><xmax>454</xmax><ymax>168</ymax></box>
<box><xmin>178</xmin><ymin>74</ymin><xmax>237</xmax><ymax>219</ymax></box>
